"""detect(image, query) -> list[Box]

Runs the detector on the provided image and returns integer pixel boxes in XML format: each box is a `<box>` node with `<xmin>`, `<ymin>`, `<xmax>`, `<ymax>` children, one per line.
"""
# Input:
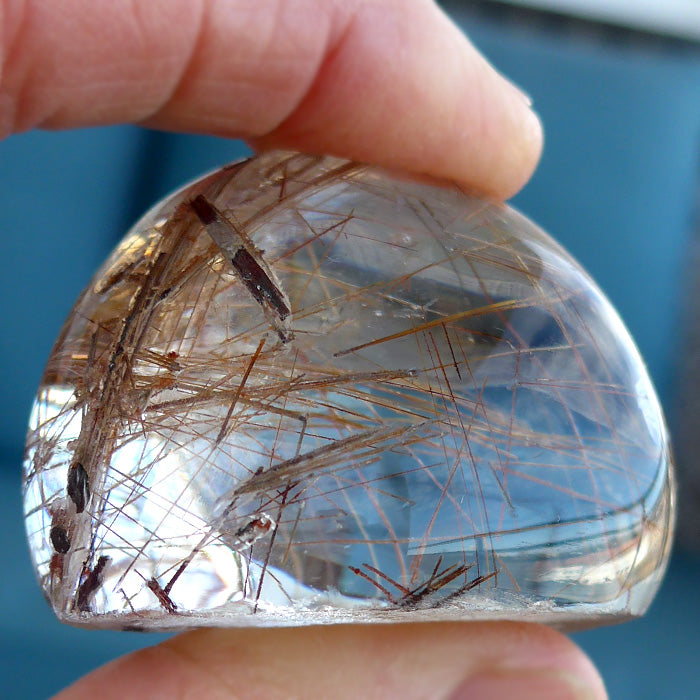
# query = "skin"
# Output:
<box><xmin>1</xmin><ymin>1</ymin><xmax>606</xmax><ymax>698</ymax></box>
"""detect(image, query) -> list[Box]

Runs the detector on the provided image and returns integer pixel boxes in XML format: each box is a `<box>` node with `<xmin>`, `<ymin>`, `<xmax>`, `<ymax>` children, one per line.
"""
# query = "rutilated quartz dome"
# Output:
<box><xmin>23</xmin><ymin>152</ymin><xmax>674</xmax><ymax>631</ymax></box>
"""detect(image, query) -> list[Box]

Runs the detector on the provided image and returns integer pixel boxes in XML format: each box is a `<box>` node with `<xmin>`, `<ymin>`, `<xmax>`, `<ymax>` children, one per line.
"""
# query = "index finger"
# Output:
<box><xmin>1</xmin><ymin>0</ymin><xmax>542</xmax><ymax>197</ymax></box>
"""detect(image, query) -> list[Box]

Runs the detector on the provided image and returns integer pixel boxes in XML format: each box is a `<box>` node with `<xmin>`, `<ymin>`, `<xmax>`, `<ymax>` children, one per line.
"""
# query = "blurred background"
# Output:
<box><xmin>2</xmin><ymin>1</ymin><xmax>700</xmax><ymax>697</ymax></box>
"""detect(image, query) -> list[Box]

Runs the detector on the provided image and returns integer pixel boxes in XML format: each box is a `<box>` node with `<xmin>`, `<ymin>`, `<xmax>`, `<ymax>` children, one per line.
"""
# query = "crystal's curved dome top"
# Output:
<box><xmin>23</xmin><ymin>152</ymin><xmax>674</xmax><ymax>631</ymax></box>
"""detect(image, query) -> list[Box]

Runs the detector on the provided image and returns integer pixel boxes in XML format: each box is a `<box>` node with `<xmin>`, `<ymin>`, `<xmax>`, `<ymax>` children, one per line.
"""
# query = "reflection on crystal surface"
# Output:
<box><xmin>23</xmin><ymin>152</ymin><xmax>674</xmax><ymax>631</ymax></box>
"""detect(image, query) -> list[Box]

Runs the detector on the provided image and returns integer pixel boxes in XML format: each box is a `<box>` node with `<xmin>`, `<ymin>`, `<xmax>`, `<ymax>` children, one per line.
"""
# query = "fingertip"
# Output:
<box><xmin>485</xmin><ymin>71</ymin><xmax>545</xmax><ymax>198</ymax></box>
<box><xmin>429</xmin><ymin>33</ymin><xmax>545</xmax><ymax>198</ymax></box>
<box><xmin>250</xmin><ymin>1</ymin><xmax>543</xmax><ymax>199</ymax></box>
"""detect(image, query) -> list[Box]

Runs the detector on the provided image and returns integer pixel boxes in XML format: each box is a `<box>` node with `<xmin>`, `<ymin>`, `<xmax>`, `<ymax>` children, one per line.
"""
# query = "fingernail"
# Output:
<box><xmin>449</xmin><ymin>669</ymin><xmax>599</xmax><ymax>700</ymax></box>
<box><xmin>504</xmin><ymin>79</ymin><xmax>533</xmax><ymax>108</ymax></box>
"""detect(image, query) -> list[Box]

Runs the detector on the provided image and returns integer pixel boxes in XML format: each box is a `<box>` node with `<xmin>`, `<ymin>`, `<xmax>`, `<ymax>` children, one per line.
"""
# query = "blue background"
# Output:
<box><xmin>2</xmin><ymin>5</ymin><xmax>699</xmax><ymax>698</ymax></box>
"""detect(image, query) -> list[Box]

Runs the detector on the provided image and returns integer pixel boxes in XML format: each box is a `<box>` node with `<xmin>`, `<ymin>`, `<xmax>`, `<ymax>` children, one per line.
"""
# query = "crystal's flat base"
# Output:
<box><xmin>57</xmin><ymin>602</ymin><xmax>636</xmax><ymax>635</ymax></box>
<box><xmin>57</xmin><ymin>580</ymin><xmax>658</xmax><ymax>634</ymax></box>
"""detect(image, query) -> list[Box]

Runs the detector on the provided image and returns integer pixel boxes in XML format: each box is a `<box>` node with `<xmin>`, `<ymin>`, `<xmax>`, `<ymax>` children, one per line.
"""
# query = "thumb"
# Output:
<box><xmin>54</xmin><ymin>622</ymin><xmax>606</xmax><ymax>700</ymax></box>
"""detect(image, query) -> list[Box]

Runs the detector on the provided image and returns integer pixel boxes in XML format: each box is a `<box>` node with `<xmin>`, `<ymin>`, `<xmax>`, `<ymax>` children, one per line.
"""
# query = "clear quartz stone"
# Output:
<box><xmin>23</xmin><ymin>152</ymin><xmax>674</xmax><ymax>631</ymax></box>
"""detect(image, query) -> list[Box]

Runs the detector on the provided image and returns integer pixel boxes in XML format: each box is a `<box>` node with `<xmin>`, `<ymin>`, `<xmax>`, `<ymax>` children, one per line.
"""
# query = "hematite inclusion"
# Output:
<box><xmin>23</xmin><ymin>152</ymin><xmax>674</xmax><ymax>631</ymax></box>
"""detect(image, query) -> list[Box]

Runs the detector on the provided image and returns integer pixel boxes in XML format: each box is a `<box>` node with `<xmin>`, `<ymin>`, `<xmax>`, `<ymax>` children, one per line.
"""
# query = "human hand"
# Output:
<box><xmin>4</xmin><ymin>1</ymin><xmax>605</xmax><ymax>698</ymax></box>
<box><xmin>2</xmin><ymin>0</ymin><xmax>540</xmax><ymax>199</ymax></box>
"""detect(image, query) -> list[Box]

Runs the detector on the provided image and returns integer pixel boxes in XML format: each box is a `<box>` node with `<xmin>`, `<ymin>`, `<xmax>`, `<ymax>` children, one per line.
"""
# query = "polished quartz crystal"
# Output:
<box><xmin>23</xmin><ymin>152</ymin><xmax>674</xmax><ymax>631</ymax></box>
